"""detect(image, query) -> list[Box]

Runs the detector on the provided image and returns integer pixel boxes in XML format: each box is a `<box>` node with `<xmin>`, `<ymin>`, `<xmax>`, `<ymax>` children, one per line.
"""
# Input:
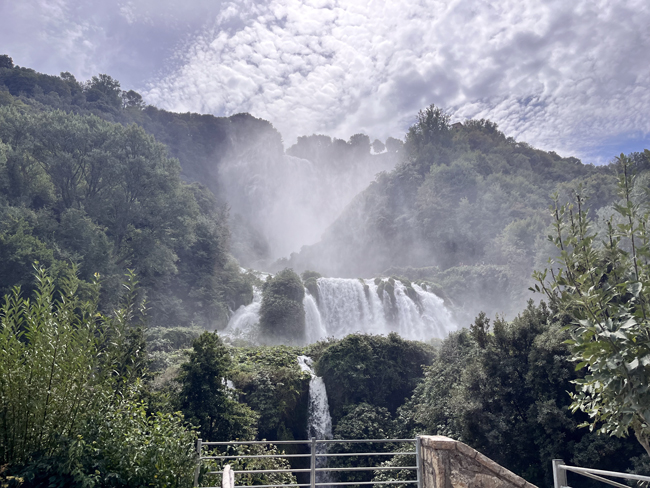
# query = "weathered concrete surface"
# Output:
<box><xmin>420</xmin><ymin>436</ymin><xmax>537</xmax><ymax>488</ymax></box>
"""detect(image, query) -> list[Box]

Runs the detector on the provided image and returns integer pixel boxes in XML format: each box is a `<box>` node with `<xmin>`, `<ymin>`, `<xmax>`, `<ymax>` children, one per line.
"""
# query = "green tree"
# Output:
<box><xmin>534</xmin><ymin>152</ymin><xmax>650</xmax><ymax>456</ymax></box>
<box><xmin>316</xmin><ymin>333</ymin><xmax>434</xmax><ymax>423</ymax></box>
<box><xmin>0</xmin><ymin>268</ymin><xmax>115</xmax><ymax>467</ymax></box>
<box><xmin>0</xmin><ymin>267</ymin><xmax>199</xmax><ymax>487</ymax></box>
<box><xmin>85</xmin><ymin>73</ymin><xmax>122</xmax><ymax>110</ymax></box>
<box><xmin>405</xmin><ymin>303</ymin><xmax>645</xmax><ymax>487</ymax></box>
<box><xmin>178</xmin><ymin>332</ymin><xmax>257</xmax><ymax>442</ymax></box>
<box><xmin>259</xmin><ymin>268</ymin><xmax>305</xmax><ymax>345</ymax></box>
<box><xmin>0</xmin><ymin>55</ymin><xmax>13</xmax><ymax>69</ymax></box>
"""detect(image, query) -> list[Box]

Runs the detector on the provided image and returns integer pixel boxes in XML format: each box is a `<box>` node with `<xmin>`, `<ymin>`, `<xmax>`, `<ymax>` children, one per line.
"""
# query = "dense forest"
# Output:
<box><xmin>1</xmin><ymin>54</ymin><xmax>650</xmax><ymax>488</ymax></box>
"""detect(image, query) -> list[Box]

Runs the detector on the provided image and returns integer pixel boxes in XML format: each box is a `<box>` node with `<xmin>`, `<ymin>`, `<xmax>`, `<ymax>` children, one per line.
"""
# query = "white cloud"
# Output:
<box><xmin>145</xmin><ymin>0</ymin><xmax>650</xmax><ymax>161</ymax></box>
<box><xmin>1</xmin><ymin>0</ymin><xmax>648</xmax><ymax>161</ymax></box>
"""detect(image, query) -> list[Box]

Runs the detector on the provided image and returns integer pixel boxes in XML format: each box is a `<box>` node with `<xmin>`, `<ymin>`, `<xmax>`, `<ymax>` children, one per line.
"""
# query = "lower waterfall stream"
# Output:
<box><xmin>297</xmin><ymin>356</ymin><xmax>333</xmax><ymax>486</ymax></box>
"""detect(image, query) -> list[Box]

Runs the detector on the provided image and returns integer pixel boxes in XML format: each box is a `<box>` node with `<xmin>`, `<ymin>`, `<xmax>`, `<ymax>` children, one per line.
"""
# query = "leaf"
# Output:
<box><xmin>575</xmin><ymin>361</ymin><xmax>588</xmax><ymax>371</ymax></box>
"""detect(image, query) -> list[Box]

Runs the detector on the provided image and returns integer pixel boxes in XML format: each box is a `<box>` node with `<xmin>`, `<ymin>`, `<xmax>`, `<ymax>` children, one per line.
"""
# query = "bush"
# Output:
<box><xmin>259</xmin><ymin>269</ymin><xmax>305</xmax><ymax>344</ymax></box>
<box><xmin>316</xmin><ymin>333</ymin><xmax>434</xmax><ymax>423</ymax></box>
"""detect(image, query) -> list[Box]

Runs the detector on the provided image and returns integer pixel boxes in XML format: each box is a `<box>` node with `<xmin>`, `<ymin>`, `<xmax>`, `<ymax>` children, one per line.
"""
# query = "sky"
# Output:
<box><xmin>1</xmin><ymin>0</ymin><xmax>649</xmax><ymax>163</ymax></box>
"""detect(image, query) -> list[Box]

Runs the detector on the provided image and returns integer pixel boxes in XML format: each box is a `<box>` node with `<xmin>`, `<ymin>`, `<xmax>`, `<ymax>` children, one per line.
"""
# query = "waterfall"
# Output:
<box><xmin>224</xmin><ymin>275</ymin><xmax>456</xmax><ymax>344</ymax></box>
<box><xmin>314</xmin><ymin>277</ymin><xmax>454</xmax><ymax>340</ymax></box>
<box><xmin>297</xmin><ymin>356</ymin><xmax>332</xmax><ymax>485</ymax></box>
<box><xmin>222</xmin><ymin>286</ymin><xmax>263</xmax><ymax>342</ymax></box>
<box><xmin>304</xmin><ymin>292</ymin><xmax>327</xmax><ymax>344</ymax></box>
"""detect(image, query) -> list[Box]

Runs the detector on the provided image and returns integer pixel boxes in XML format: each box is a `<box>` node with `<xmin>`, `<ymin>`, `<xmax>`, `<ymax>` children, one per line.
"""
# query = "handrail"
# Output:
<box><xmin>203</xmin><ymin>439</ymin><xmax>416</xmax><ymax>446</ymax></box>
<box><xmin>195</xmin><ymin>437</ymin><xmax>422</xmax><ymax>488</ymax></box>
<box><xmin>553</xmin><ymin>459</ymin><xmax>650</xmax><ymax>488</ymax></box>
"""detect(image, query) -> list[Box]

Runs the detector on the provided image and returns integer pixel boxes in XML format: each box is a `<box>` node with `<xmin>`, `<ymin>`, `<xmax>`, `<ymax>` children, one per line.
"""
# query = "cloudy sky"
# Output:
<box><xmin>1</xmin><ymin>0</ymin><xmax>649</xmax><ymax>163</ymax></box>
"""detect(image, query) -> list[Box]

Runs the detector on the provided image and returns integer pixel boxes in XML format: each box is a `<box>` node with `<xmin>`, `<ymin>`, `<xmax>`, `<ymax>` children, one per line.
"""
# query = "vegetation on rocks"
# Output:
<box><xmin>259</xmin><ymin>269</ymin><xmax>306</xmax><ymax>345</ymax></box>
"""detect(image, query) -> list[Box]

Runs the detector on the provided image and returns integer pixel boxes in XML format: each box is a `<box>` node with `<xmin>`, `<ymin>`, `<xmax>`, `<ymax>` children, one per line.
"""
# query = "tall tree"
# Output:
<box><xmin>178</xmin><ymin>332</ymin><xmax>257</xmax><ymax>441</ymax></box>
<box><xmin>534</xmin><ymin>152</ymin><xmax>650</xmax><ymax>456</ymax></box>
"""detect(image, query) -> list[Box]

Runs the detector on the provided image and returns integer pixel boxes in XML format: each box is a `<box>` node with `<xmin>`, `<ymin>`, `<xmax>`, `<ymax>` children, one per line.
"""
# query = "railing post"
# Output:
<box><xmin>194</xmin><ymin>438</ymin><xmax>202</xmax><ymax>488</ymax></box>
<box><xmin>553</xmin><ymin>459</ymin><xmax>568</xmax><ymax>488</ymax></box>
<box><xmin>416</xmin><ymin>435</ymin><xmax>422</xmax><ymax>488</ymax></box>
<box><xmin>310</xmin><ymin>437</ymin><xmax>316</xmax><ymax>488</ymax></box>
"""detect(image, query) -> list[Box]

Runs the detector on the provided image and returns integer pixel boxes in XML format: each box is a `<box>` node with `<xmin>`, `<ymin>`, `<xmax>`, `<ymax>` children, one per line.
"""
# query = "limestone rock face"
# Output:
<box><xmin>420</xmin><ymin>436</ymin><xmax>537</xmax><ymax>488</ymax></box>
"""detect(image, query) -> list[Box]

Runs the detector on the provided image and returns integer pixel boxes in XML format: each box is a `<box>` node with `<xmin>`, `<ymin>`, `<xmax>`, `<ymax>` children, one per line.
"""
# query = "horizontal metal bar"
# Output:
<box><xmin>234</xmin><ymin>485</ymin><xmax>311</xmax><ymax>488</ymax></box>
<box><xmin>314</xmin><ymin>481</ymin><xmax>417</xmax><ymax>486</ymax></box>
<box><xmin>202</xmin><ymin>452</ymin><xmax>413</xmax><ymax>461</ymax></box>
<box><xmin>209</xmin><ymin>466</ymin><xmax>417</xmax><ymax>476</ymax></box>
<box><xmin>214</xmin><ymin>483</ymin><xmax>417</xmax><ymax>488</ymax></box>
<box><xmin>209</xmin><ymin>469</ymin><xmax>312</xmax><ymax>475</ymax></box>
<box><xmin>319</xmin><ymin>452</ymin><xmax>415</xmax><ymax>457</ymax></box>
<box><xmin>202</xmin><ymin>440</ymin><xmax>309</xmax><ymax>446</ymax></box>
<box><xmin>201</xmin><ymin>439</ymin><xmax>415</xmax><ymax>446</ymax></box>
<box><xmin>565</xmin><ymin>469</ymin><xmax>631</xmax><ymax>488</ymax></box>
<box><xmin>319</xmin><ymin>466</ymin><xmax>416</xmax><ymax>472</ymax></box>
<box><xmin>561</xmin><ymin>465</ymin><xmax>650</xmax><ymax>483</ymax></box>
<box><xmin>202</xmin><ymin>454</ymin><xmax>311</xmax><ymax>460</ymax></box>
<box><xmin>317</xmin><ymin>439</ymin><xmax>415</xmax><ymax>444</ymax></box>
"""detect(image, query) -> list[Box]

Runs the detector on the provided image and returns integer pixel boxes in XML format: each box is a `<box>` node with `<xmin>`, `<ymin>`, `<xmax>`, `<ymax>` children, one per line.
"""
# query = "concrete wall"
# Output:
<box><xmin>420</xmin><ymin>436</ymin><xmax>538</xmax><ymax>488</ymax></box>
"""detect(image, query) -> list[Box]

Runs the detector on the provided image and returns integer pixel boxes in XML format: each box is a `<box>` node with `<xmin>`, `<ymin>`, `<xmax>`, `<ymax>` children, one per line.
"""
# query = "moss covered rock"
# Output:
<box><xmin>260</xmin><ymin>268</ymin><xmax>306</xmax><ymax>345</ymax></box>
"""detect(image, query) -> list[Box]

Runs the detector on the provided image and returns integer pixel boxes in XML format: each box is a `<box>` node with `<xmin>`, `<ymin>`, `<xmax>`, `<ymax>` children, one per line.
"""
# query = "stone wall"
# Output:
<box><xmin>420</xmin><ymin>436</ymin><xmax>538</xmax><ymax>488</ymax></box>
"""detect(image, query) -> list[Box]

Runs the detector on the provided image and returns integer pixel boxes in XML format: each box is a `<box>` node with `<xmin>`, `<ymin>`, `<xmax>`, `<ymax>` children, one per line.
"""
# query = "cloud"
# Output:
<box><xmin>0</xmin><ymin>0</ymin><xmax>226</xmax><ymax>88</ymax></box>
<box><xmin>1</xmin><ymin>0</ymin><xmax>648</xmax><ymax>161</ymax></box>
<box><xmin>145</xmin><ymin>0</ymin><xmax>650</xmax><ymax>162</ymax></box>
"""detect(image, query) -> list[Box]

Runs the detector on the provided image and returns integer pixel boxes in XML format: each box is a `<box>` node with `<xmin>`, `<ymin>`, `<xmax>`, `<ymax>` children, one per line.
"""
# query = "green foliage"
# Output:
<box><xmin>534</xmin><ymin>152</ymin><xmax>650</xmax><ymax>456</ymax></box>
<box><xmin>0</xmin><ymin>268</ymin><xmax>111</xmax><ymax>467</ymax></box>
<box><xmin>316</xmin><ymin>333</ymin><xmax>434</xmax><ymax>423</ymax></box>
<box><xmin>370</xmin><ymin>449</ymin><xmax>417</xmax><ymax>488</ymax></box>
<box><xmin>328</xmin><ymin>403</ymin><xmax>399</xmax><ymax>484</ymax></box>
<box><xmin>200</xmin><ymin>444</ymin><xmax>296</xmax><ymax>488</ymax></box>
<box><xmin>177</xmin><ymin>332</ymin><xmax>258</xmax><ymax>442</ymax></box>
<box><xmin>301</xmin><ymin>270</ymin><xmax>322</xmax><ymax>304</ymax></box>
<box><xmin>84</xmin><ymin>396</ymin><xmax>197</xmax><ymax>488</ymax></box>
<box><xmin>0</xmin><ymin>105</ymin><xmax>251</xmax><ymax>328</ymax></box>
<box><xmin>405</xmin><ymin>302</ymin><xmax>645</xmax><ymax>487</ymax></box>
<box><xmin>0</xmin><ymin>55</ymin><xmax>13</xmax><ymax>69</ymax></box>
<box><xmin>259</xmin><ymin>269</ymin><xmax>305</xmax><ymax>345</ymax></box>
<box><xmin>231</xmin><ymin>346</ymin><xmax>310</xmax><ymax>441</ymax></box>
<box><xmin>0</xmin><ymin>268</ymin><xmax>199</xmax><ymax>486</ymax></box>
<box><xmin>16</xmin><ymin>392</ymin><xmax>198</xmax><ymax>488</ymax></box>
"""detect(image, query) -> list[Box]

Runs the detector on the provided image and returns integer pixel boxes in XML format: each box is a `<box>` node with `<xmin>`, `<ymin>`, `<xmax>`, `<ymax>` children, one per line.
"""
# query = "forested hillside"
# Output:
<box><xmin>0</xmin><ymin>56</ymin><xmax>398</xmax><ymax>325</ymax></box>
<box><xmin>0</xmin><ymin>55</ymin><xmax>399</xmax><ymax>267</ymax></box>
<box><xmin>0</xmin><ymin>105</ymin><xmax>255</xmax><ymax>328</ymax></box>
<box><xmin>284</xmin><ymin>106</ymin><xmax>648</xmax><ymax>321</ymax></box>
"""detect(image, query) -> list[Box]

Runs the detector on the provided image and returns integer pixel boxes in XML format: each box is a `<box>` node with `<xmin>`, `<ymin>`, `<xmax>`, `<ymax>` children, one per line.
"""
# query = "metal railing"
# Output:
<box><xmin>553</xmin><ymin>459</ymin><xmax>650</xmax><ymax>488</ymax></box>
<box><xmin>194</xmin><ymin>437</ymin><xmax>423</xmax><ymax>488</ymax></box>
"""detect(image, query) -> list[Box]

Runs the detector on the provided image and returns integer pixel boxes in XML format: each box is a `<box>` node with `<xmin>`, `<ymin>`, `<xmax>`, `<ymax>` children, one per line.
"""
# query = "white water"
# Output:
<box><xmin>223</xmin><ymin>276</ymin><xmax>455</xmax><ymax>344</ymax></box>
<box><xmin>297</xmin><ymin>356</ymin><xmax>332</xmax><ymax>484</ymax></box>
<box><xmin>222</xmin><ymin>286</ymin><xmax>263</xmax><ymax>342</ymax></box>
<box><xmin>307</xmin><ymin>277</ymin><xmax>454</xmax><ymax>342</ymax></box>
<box><xmin>304</xmin><ymin>293</ymin><xmax>328</xmax><ymax>344</ymax></box>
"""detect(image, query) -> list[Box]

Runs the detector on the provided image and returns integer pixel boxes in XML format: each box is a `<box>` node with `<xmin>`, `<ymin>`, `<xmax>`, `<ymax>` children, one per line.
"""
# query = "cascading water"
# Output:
<box><xmin>305</xmin><ymin>277</ymin><xmax>454</xmax><ymax>342</ymax></box>
<box><xmin>223</xmin><ymin>275</ymin><xmax>455</xmax><ymax>344</ymax></box>
<box><xmin>222</xmin><ymin>286</ymin><xmax>263</xmax><ymax>342</ymax></box>
<box><xmin>304</xmin><ymin>293</ymin><xmax>327</xmax><ymax>344</ymax></box>
<box><xmin>297</xmin><ymin>356</ymin><xmax>333</xmax><ymax>485</ymax></box>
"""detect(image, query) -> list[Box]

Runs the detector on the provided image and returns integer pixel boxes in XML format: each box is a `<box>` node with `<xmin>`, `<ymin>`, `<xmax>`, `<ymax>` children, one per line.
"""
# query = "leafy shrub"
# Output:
<box><xmin>177</xmin><ymin>332</ymin><xmax>258</xmax><ymax>442</ymax></box>
<box><xmin>316</xmin><ymin>333</ymin><xmax>434</xmax><ymax>423</ymax></box>
<box><xmin>231</xmin><ymin>346</ymin><xmax>310</xmax><ymax>441</ymax></box>
<box><xmin>259</xmin><ymin>269</ymin><xmax>305</xmax><ymax>344</ymax></box>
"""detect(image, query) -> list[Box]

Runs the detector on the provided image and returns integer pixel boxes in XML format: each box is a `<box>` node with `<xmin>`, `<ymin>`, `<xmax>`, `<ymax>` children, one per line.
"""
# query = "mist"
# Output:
<box><xmin>218</xmin><ymin>117</ymin><xmax>400</xmax><ymax>267</ymax></box>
